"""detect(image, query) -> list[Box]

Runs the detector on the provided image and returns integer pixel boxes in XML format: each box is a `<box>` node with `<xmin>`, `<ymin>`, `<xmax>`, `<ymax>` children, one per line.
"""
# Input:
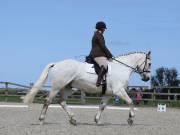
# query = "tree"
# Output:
<box><xmin>151</xmin><ymin>67</ymin><xmax>179</xmax><ymax>87</ymax></box>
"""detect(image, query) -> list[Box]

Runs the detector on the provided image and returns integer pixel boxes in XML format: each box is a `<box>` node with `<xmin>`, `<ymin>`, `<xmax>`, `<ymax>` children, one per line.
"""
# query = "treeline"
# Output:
<box><xmin>150</xmin><ymin>67</ymin><xmax>180</xmax><ymax>95</ymax></box>
<box><xmin>151</xmin><ymin>67</ymin><xmax>179</xmax><ymax>87</ymax></box>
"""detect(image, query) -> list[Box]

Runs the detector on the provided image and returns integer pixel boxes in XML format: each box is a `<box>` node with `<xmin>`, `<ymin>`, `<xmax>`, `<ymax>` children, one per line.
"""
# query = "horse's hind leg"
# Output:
<box><xmin>39</xmin><ymin>87</ymin><xmax>59</xmax><ymax>124</ymax></box>
<box><xmin>94</xmin><ymin>96</ymin><xmax>110</xmax><ymax>124</ymax></box>
<box><xmin>60</xmin><ymin>100</ymin><xmax>76</xmax><ymax>125</ymax></box>
<box><xmin>58</xmin><ymin>89</ymin><xmax>76</xmax><ymax>125</ymax></box>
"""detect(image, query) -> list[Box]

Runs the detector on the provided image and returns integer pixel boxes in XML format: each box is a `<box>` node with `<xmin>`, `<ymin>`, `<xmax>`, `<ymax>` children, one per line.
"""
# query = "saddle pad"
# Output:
<box><xmin>85</xmin><ymin>63</ymin><xmax>111</xmax><ymax>75</ymax></box>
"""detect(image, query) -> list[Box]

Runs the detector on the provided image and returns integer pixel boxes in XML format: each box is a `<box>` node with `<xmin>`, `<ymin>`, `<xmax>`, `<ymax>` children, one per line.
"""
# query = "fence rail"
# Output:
<box><xmin>0</xmin><ymin>82</ymin><xmax>180</xmax><ymax>104</ymax></box>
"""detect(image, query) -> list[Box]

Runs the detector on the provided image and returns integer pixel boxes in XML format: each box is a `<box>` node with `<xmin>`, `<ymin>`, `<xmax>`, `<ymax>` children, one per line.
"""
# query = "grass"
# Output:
<box><xmin>0</xmin><ymin>95</ymin><xmax>180</xmax><ymax>107</ymax></box>
<box><xmin>0</xmin><ymin>95</ymin><xmax>22</xmax><ymax>102</ymax></box>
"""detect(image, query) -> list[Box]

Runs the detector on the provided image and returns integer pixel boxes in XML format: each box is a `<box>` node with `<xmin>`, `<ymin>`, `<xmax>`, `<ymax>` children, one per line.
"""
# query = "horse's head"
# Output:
<box><xmin>136</xmin><ymin>51</ymin><xmax>151</xmax><ymax>82</ymax></box>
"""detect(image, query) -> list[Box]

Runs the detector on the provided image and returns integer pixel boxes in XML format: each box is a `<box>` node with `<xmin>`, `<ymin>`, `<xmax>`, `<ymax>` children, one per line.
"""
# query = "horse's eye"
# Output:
<box><xmin>136</xmin><ymin>66</ymin><xmax>140</xmax><ymax>70</ymax></box>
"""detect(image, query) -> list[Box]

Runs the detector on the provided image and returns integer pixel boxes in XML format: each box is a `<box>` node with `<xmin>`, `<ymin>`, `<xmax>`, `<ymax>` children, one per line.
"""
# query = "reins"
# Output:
<box><xmin>112</xmin><ymin>58</ymin><xmax>139</xmax><ymax>73</ymax></box>
<box><xmin>112</xmin><ymin>54</ymin><xmax>150</xmax><ymax>74</ymax></box>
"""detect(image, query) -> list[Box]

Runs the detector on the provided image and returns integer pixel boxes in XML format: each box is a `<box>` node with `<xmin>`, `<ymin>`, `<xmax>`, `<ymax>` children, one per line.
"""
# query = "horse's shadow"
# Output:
<box><xmin>77</xmin><ymin>122</ymin><xmax>126</xmax><ymax>126</ymax></box>
<box><xmin>30</xmin><ymin>122</ymin><xmax>61</xmax><ymax>126</ymax></box>
<box><xmin>30</xmin><ymin>121</ymin><xmax>153</xmax><ymax>127</ymax></box>
<box><xmin>76</xmin><ymin>122</ymin><xmax>152</xmax><ymax>127</ymax></box>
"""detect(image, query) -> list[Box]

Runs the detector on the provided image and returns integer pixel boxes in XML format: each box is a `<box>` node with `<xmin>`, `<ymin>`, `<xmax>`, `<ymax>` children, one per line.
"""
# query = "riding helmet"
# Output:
<box><xmin>95</xmin><ymin>21</ymin><xmax>107</xmax><ymax>29</ymax></box>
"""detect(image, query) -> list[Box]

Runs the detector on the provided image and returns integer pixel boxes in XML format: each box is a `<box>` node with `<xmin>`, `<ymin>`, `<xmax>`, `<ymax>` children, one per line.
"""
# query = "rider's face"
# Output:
<box><xmin>101</xmin><ymin>28</ymin><xmax>105</xmax><ymax>34</ymax></box>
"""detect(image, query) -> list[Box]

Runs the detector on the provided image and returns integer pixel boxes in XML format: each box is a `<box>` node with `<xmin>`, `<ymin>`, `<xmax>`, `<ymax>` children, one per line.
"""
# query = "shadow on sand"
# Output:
<box><xmin>30</xmin><ymin>121</ymin><xmax>154</xmax><ymax>127</ymax></box>
<box><xmin>76</xmin><ymin>122</ymin><xmax>153</xmax><ymax>127</ymax></box>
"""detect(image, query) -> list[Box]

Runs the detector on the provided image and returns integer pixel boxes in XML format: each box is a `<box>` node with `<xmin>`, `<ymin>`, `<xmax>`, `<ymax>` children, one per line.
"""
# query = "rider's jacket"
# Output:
<box><xmin>89</xmin><ymin>31</ymin><xmax>113</xmax><ymax>59</ymax></box>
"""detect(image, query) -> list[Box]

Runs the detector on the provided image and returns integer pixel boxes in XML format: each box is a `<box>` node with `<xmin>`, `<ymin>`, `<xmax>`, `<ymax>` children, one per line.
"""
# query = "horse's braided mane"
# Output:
<box><xmin>116</xmin><ymin>51</ymin><xmax>146</xmax><ymax>57</ymax></box>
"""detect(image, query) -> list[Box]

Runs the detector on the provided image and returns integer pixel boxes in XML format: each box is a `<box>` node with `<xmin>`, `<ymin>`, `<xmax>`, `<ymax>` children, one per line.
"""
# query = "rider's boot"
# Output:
<box><xmin>96</xmin><ymin>66</ymin><xmax>107</xmax><ymax>87</ymax></box>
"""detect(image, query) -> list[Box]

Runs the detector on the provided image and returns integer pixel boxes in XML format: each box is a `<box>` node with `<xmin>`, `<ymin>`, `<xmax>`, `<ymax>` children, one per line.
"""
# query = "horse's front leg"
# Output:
<box><xmin>114</xmin><ymin>88</ymin><xmax>135</xmax><ymax>126</ymax></box>
<box><xmin>94</xmin><ymin>96</ymin><xmax>110</xmax><ymax>124</ymax></box>
<box><xmin>127</xmin><ymin>101</ymin><xmax>135</xmax><ymax>126</ymax></box>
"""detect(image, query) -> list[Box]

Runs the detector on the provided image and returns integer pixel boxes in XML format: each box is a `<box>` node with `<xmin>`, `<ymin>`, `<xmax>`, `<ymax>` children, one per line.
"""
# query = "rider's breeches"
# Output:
<box><xmin>94</xmin><ymin>57</ymin><xmax>108</xmax><ymax>69</ymax></box>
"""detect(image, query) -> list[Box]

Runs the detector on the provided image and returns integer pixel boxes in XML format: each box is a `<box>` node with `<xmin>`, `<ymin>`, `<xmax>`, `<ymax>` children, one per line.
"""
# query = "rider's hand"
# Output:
<box><xmin>109</xmin><ymin>58</ymin><xmax>113</xmax><ymax>62</ymax></box>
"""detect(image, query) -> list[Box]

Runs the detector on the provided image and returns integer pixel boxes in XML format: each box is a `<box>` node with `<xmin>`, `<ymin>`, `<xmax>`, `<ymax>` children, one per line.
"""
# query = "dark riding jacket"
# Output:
<box><xmin>89</xmin><ymin>31</ymin><xmax>113</xmax><ymax>59</ymax></box>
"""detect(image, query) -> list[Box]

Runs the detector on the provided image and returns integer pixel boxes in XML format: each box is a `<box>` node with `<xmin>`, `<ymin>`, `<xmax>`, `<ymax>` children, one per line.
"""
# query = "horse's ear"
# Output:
<box><xmin>148</xmin><ymin>51</ymin><xmax>151</xmax><ymax>56</ymax></box>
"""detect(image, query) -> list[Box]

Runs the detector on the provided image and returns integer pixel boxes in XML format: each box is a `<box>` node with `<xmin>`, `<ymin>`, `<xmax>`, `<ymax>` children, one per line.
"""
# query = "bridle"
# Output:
<box><xmin>112</xmin><ymin>54</ymin><xmax>150</xmax><ymax>74</ymax></box>
<box><xmin>136</xmin><ymin>54</ymin><xmax>151</xmax><ymax>74</ymax></box>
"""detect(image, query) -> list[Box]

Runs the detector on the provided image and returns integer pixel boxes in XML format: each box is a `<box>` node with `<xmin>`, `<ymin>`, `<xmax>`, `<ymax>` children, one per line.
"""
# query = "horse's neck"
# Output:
<box><xmin>116</xmin><ymin>53</ymin><xmax>145</xmax><ymax>68</ymax></box>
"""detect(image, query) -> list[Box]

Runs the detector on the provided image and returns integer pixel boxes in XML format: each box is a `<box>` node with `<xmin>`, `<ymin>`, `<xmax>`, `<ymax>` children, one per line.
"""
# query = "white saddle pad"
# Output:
<box><xmin>85</xmin><ymin>63</ymin><xmax>111</xmax><ymax>75</ymax></box>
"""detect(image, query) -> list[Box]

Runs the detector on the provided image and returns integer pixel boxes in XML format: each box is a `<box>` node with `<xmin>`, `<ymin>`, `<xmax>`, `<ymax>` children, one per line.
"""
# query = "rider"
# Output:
<box><xmin>89</xmin><ymin>21</ymin><xmax>113</xmax><ymax>87</ymax></box>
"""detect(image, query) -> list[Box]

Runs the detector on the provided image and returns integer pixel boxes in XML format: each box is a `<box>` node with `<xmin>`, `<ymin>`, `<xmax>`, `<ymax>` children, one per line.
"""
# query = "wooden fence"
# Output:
<box><xmin>0</xmin><ymin>81</ymin><xmax>180</xmax><ymax>104</ymax></box>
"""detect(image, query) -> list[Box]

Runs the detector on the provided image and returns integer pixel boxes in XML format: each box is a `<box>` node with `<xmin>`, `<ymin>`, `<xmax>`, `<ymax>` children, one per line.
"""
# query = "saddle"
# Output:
<box><xmin>85</xmin><ymin>56</ymin><xmax>107</xmax><ymax>95</ymax></box>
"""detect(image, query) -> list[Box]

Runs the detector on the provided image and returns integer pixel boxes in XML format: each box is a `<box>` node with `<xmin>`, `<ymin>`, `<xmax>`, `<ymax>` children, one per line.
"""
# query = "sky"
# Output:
<box><xmin>0</xmin><ymin>0</ymin><xmax>180</xmax><ymax>87</ymax></box>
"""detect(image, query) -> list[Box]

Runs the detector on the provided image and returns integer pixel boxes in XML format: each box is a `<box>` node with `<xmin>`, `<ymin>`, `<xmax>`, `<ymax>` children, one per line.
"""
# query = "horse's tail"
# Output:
<box><xmin>23</xmin><ymin>63</ymin><xmax>55</xmax><ymax>104</ymax></box>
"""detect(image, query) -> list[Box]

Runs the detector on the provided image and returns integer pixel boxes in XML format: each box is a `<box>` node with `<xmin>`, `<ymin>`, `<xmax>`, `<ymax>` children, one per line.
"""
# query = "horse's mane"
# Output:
<box><xmin>116</xmin><ymin>51</ymin><xmax>146</xmax><ymax>57</ymax></box>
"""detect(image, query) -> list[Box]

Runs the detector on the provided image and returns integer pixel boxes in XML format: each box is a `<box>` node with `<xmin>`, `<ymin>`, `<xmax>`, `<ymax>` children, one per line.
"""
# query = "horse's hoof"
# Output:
<box><xmin>94</xmin><ymin>117</ymin><xmax>98</xmax><ymax>124</ymax></box>
<box><xmin>69</xmin><ymin>119</ymin><xmax>77</xmax><ymax>125</ymax></box>
<box><xmin>127</xmin><ymin>118</ymin><xmax>133</xmax><ymax>126</ymax></box>
<box><xmin>39</xmin><ymin>116</ymin><xmax>45</xmax><ymax>125</ymax></box>
<box><xmin>39</xmin><ymin>119</ymin><xmax>45</xmax><ymax>125</ymax></box>
<box><xmin>129</xmin><ymin>112</ymin><xmax>135</xmax><ymax>118</ymax></box>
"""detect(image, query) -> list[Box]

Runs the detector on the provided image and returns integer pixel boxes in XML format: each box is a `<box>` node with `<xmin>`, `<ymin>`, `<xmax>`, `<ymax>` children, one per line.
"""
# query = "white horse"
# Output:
<box><xmin>24</xmin><ymin>51</ymin><xmax>151</xmax><ymax>125</ymax></box>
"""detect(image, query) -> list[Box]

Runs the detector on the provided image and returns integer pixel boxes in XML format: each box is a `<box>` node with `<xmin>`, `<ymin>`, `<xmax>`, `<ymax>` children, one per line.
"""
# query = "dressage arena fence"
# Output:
<box><xmin>0</xmin><ymin>81</ymin><xmax>180</xmax><ymax>107</ymax></box>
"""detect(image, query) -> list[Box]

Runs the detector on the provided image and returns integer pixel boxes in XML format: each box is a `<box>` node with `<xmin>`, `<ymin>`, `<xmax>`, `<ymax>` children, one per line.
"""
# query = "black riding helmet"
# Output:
<box><xmin>95</xmin><ymin>21</ymin><xmax>107</xmax><ymax>30</ymax></box>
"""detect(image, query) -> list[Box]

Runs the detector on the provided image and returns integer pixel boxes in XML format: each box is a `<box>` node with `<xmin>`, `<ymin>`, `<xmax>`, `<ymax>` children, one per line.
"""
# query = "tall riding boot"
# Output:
<box><xmin>96</xmin><ymin>66</ymin><xmax>107</xmax><ymax>87</ymax></box>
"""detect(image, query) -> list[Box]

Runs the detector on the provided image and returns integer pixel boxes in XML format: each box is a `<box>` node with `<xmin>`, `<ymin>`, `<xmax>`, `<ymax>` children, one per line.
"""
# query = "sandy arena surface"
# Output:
<box><xmin>0</xmin><ymin>103</ymin><xmax>180</xmax><ymax>135</ymax></box>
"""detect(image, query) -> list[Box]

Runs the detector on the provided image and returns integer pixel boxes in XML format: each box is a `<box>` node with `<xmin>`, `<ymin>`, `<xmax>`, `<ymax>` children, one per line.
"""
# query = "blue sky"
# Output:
<box><xmin>0</xmin><ymin>0</ymin><xmax>180</xmax><ymax>86</ymax></box>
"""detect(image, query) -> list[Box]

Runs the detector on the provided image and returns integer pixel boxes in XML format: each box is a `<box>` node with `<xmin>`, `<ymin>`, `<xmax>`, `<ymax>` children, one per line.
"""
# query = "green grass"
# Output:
<box><xmin>0</xmin><ymin>95</ymin><xmax>22</xmax><ymax>102</ymax></box>
<box><xmin>0</xmin><ymin>95</ymin><xmax>180</xmax><ymax>107</ymax></box>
